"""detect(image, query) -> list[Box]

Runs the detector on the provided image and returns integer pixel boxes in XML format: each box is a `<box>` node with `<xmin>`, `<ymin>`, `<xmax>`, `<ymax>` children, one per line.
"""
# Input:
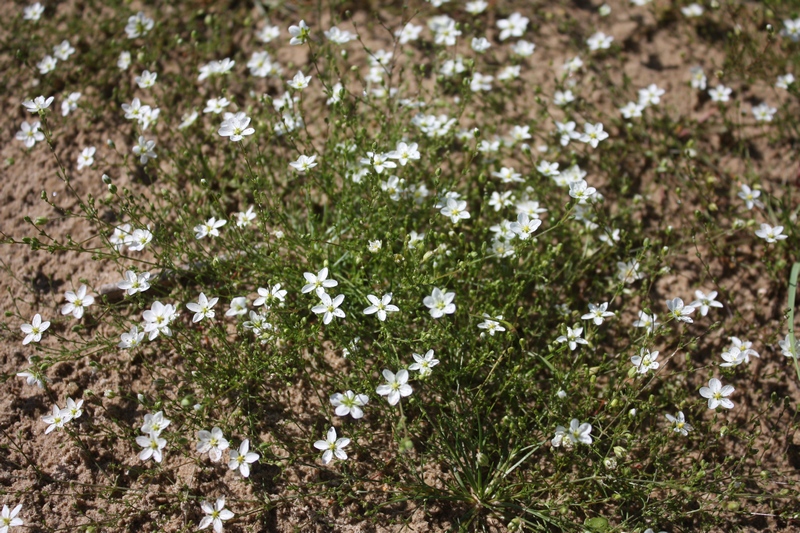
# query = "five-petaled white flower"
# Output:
<box><xmin>754</xmin><ymin>223</ymin><xmax>787</xmax><ymax>243</ymax></box>
<box><xmin>556</xmin><ymin>327</ymin><xmax>588</xmax><ymax>351</ymax></box>
<box><xmin>689</xmin><ymin>290</ymin><xmax>723</xmax><ymax>317</ymax></box>
<box><xmin>228</xmin><ymin>440</ymin><xmax>259</xmax><ymax>478</ymax></box>
<box><xmin>21</xmin><ymin>313</ymin><xmax>50</xmax><ymax>345</ymax></box>
<box><xmin>477</xmin><ymin>314</ymin><xmax>506</xmax><ymax>337</ymax></box>
<box><xmin>0</xmin><ymin>503</ymin><xmax>23</xmax><ymax>532</ymax></box>
<box><xmin>136</xmin><ymin>431</ymin><xmax>167</xmax><ymax>463</ymax></box>
<box><xmin>582</xmin><ymin>302</ymin><xmax>614</xmax><ymax>325</ymax></box>
<box><xmin>666</xmin><ymin>298</ymin><xmax>694</xmax><ymax>323</ymax></box>
<box><xmin>288</xmin><ymin>70</ymin><xmax>312</xmax><ymax>90</ymax></box>
<box><xmin>569</xmin><ymin>179</ymin><xmax>597</xmax><ymax>204</ymax></box>
<box><xmin>699</xmin><ymin>377</ymin><xmax>734</xmax><ymax>409</ymax></box>
<box><xmin>22</xmin><ymin>95</ymin><xmax>54</xmax><ymax>113</ymax></box>
<box><xmin>118</xmin><ymin>270</ymin><xmax>151</xmax><ymax>295</ymax></box>
<box><xmin>61</xmin><ymin>284</ymin><xmax>95</xmax><ymax>319</ymax></box>
<box><xmin>142</xmin><ymin>301</ymin><xmax>178</xmax><ymax>340</ymax></box>
<box><xmin>633</xmin><ymin>311</ymin><xmax>660</xmax><ymax>334</ymax></box>
<box><xmin>41</xmin><ymin>404</ymin><xmax>71</xmax><ymax>434</ymax></box>
<box><xmin>199</xmin><ymin>497</ymin><xmax>234</xmax><ymax>533</ymax></box>
<box><xmin>76</xmin><ymin>147</ymin><xmax>96</xmax><ymax>171</ymax></box>
<box><xmin>423</xmin><ymin>287</ymin><xmax>456</xmax><ymax>318</ymax></box>
<box><xmin>330</xmin><ymin>391</ymin><xmax>369</xmax><ymax>419</ymax></box>
<box><xmin>376</xmin><ymin>369</ymin><xmax>413</xmax><ymax>406</ymax></box>
<box><xmin>219</xmin><ymin>112</ymin><xmax>255</xmax><ymax>141</ymax></box>
<box><xmin>408</xmin><ymin>350</ymin><xmax>439</xmax><ymax>377</ymax></box>
<box><xmin>440</xmin><ymin>197</ymin><xmax>470</xmax><ymax>223</ymax></box>
<box><xmin>665</xmin><ymin>411</ymin><xmax>693</xmax><ymax>436</ymax></box>
<box><xmin>579</xmin><ymin>123</ymin><xmax>608</xmax><ymax>148</ymax></box>
<box><xmin>186</xmin><ymin>293</ymin><xmax>219</xmax><ymax>323</ymax></box>
<box><xmin>313</xmin><ymin>426</ymin><xmax>350</xmax><ymax>465</ymax></box>
<box><xmin>363</xmin><ymin>293</ymin><xmax>400</xmax><ymax>321</ymax></box>
<box><xmin>302</xmin><ymin>267</ymin><xmax>338</xmax><ymax>294</ymax></box>
<box><xmin>196</xmin><ymin>427</ymin><xmax>229</xmax><ymax>462</ymax></box>
<box><xmin>552</xmin><ymin>419</ymin><xmax>592</xmax><ymax>447</ymax></box>
<box><xmin>311</xmin><ymin>289</ymin><xmax>345</xmax><ymax>325</ymax></box>
<box><xmin>132</xmin><ymin>136</ymin><xmax>157</xmax><ymax>164</ymax></box>
<box><xmin>290</xmin><ymin>154</ymin><xmax>318</xmax><ymax>173</ymax></box>
<box><xmin>510</xmin><ymin>213</ymin><xmax>542</xmax><ymax>240</ymax></box>
<box><xmin>631</xmin><ymin>348</ymin><xmax>660</xmax><ymax>374</ymax></box>
<box><xmin>194</xmin><ymin>217</ymin><xmax>227</xmax><ymax>239</ymax></box>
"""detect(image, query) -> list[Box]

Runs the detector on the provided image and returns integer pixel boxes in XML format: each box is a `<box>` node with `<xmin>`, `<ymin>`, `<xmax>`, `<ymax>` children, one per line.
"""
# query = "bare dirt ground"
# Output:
<box><xmin>1</xmin><ymin>0</ymin><xmax>799</xmax><ymax>531</ymax></box>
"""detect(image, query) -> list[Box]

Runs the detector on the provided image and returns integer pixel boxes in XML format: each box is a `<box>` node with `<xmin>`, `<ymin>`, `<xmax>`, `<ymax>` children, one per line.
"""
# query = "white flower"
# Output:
<box><xmin>699</xmin><ymin>377</ymin><xmax>734</xmax><ymax>409</ymax></box>
<box><xmin>288</xmin><ymin>70</ymin><xmax>312</xmax><ymax>90</ymax></box>
<box><xmin>617</xmin><ymin>260</ymin><xmax>645</xmax><ymax>284</ymax></box>
<box><xmin>22</xmin><ymin>95</ymin><xmax>54</xmax><ymax>113</ymax></box>
<box><xmin>776</xmin><ymin>73</ymin><xmax>795</xmax><ymax>90</ymax></box>
<box><xmin>553</xmin><ymin>90</ymin><xmax>575</xmax><ymax>106</ymax></box>
<box><xmin>61</xmin><ymin>92</ymin><xmax>81</xmax><ymax>117</ymax></box>
<box><xmin>135</xmin><ymin>70</ymin><xmax>157</xmax><ymax>89</ymax></box>
<box><xmin>579</xmin><ymin>123</ymin><xmax>608</xmax><ymax>148</ymax></box>
<box><xmin>186</xmin><ymin>293</ymin><xmax>219</xmax><ymax>323</ymax></box>
<box><xmin>235</xmin><ymin>206</ymin><xmax>256</xmax><ymax>228</ymax></box>
<box><xmin>689</xmin><ymin>290</ymin><xmax>723</xmax><ymax>316</ymax></box>
<box><xmin>552</xmin><ymin>419</ymin><xmax>592</xmax><ymax>447</ymax></box>
<box><xmin>708</xmin><ymin>84</ymin><xmax>732</xmax><ymax>102</ymax></box>
<box><xmin>225</xmin><ymin>297</ymin><xmax>248</xmax><ymax>317</ymax></box>
<box><xmin>198</xmin><ymin>498</ymin><xmax>234</xmax><ymax>533</ymax></box>
<box><xmin>117</xmin><ymin>51</ymin><xmax>131</xmax><ymax>70</ymax></box>
<box><xmin>477</xmin><ymin>315</ymin><xmax>506</xmax><ymax>337</ymax></box>
<box><xmin>620</xmin><ymin>101</ymin><xmax>645</xmax><ymax>119</ymax></box>
<box><xmin>61</xmin><ymin>285</ymin><xmax>94</xmax><ymax>319</ymax></box>
<box><xmin>510</xmin><ymin>213</ymin><xmax>542</xmax><ymax>240</ymax></box>
<box><xmin>76</xmin><ymin>147</ymin><xmax>96</xmax><ymax>171</ymax></box>
<box><xmin>586</xmin><ymin>31</ymin><xmax>613</xmax><ymax>51</ymax></box>
<box><xmin>288</xmin><ymin>20</ymin><xmax>310</xmax><ymax>45</ymax></box>
<box><xmin>737</xmin><ymin>184</ymin><xmax>763</xmax><ymax>210</ymax></box>
<box><xmin>219</xmin><ymin>112</ymin><xmax>255</xmax><ymax>141</ymax></box>
<box><xmin>302</xmin><ymin>267</ymin><xmax>337</xmax><ymax>294</ymax></box>
<box><xmin>408</xmin><ymin>349</ymin><xmax>440</xmax><ymax>377</ymax></box>
<box><xmin>290</xmin><ymin>154</ymin><xmax>318</xmax><ymax>173</ymax></box>
<box><xmin>581</xmin><ymin>302</ymin><xmax>614</xmax><ymax>325</ymax></box>
<box><xmin>125</xmin><ymin>11</ymin><xmax>154</xmax><ymax>39</ymax></box>
<box><xmin>631</xmin><ymin>348</ymin><xmax>660</xmax><ymax>374</ymax></box>
<box><xmin>324</xmin><ymin>26</ymin><xmax>356</xmax><ymax>44</ymax></box>
<box><xmin>690</xmin><ymin>66</ymin><xmax>707</xmax><ymax>90</ymax></box>
<box><xmin>395</xmin><ymin>23</ymin><xmax>423</xmax><ymax>44</ymax></box>
<box><xmin>363</xmin><ymin>293</ymin><xmax>399</xmax><ymax>321</ymax></box>
<box><xmin>779</xmin><ymin>334</ymin><xmax>797</xmax><ymax>358</ymax></box>
<box><xmin>665</xmin><ymin>411</ymin><xmax>693</xmax><ymax>436</ymax></box>
<box><xmin>228</xmin><ymin>439</ymin><xmax>259</xmax><ymax>477</ymax></box>
<box><xmin>24</xmin><ymin>3</ymin><xmax>44</xmax><ymax>20</ymax></box>
<box><xmin>497</xmin><ymin>12</ymin><xmax>529</xmax><ymax>41</ymax></box>
<box><xmin>633</xmin><ymin>311</ymin><xmax>660</xmax><ymax>333</ymax></box>
<box><xmin>42</xmin><ymin>404</ymin><xmax>72</xmax><ymax>434</ymax></box>
<box><xmin>638</xmin><ymin>84</ymin><xmax>665</xmax><ymax>107</ymax></box>
<box><xmin>136</xmin><ymin>431</ymin><xmax>166</xmax><ymax>462</ymax></box>
<box><xmin>257</xmin><ymin>24</ymin><xmax>280</xmax><ymax>43</ymax></box>
<box><xmin>556</xmin><ymin>327</ymin><xmax>588</xmax><ymax>351</ymax></box>
<box><xmin>118</xmin><ymin>325</ymin><xmax>145</xmax><ymax>349</ymax></box>
<box><xmin>16</xmin><ymin>121</ymin><xmax>44</xmax><ymax>148</ymax></box>
<box><xmin>754</xmin><ymin>223</ymin><xmax>787</xmax><ymax>243</ymax></box>
<box><xmin>330</xmin><ymin>391</ymin><xmax>369</xmax><ymax>419</ymax></box>
<box><xmin>141</xmin><ymin>411</ymin><xmax>170</xmax><ymax>435</ymax></box>
<box><xmin>194</xmin><ymin>217</ymin><xmax>227</xmax><ymax>239</ymax></box>
<box><xmin>132</xmin><ymin>136</ymin><xmax>156</xmax><ymax>164</ymax></box>
<box><xmin>511</xmin><ymin>40</ymin><xmax>536</xmax><ymax>56</ymax></box>
<box><xmin>752</xmin><ymin>102</ymin><xmax>777</xmax><ymax>122</ymax></box>
<box><xmin>311</xmin><ymin>289</ymin><xmax>345</xmax><ymax>325</ymax></box>
<box><xmin>20</xmin><ymin>313</ymin><xmax>50</xmax><ymax>345</ymax></box>
<box><xmin>562</xmin><ymin>56</ymin><xmax>584</xmax><ymax>74</ymax></box>
<box><xmin>313</xmin><ymin>427</ymin><xmax>350</xmax><ymax>464</ymax></box>
<box><xmin>569</xmin><ymin>179</ymin><xmax>597</xmax><ymax>204</ymax></box>
<box><xmin>471</xmin><ymin>37</ymin><xmax>491</xmax><ymax>53</ymax></box>
<box><xmin>196</xmin><ymin>427</ymin><xmax>229</xmax><ymax>462</ymax></box>
<box><xmin>37</xmin><ymin>55</ymin><xmax>57</xmax><ymax>75</ymax></box>
<box><xmin>440</xmin><ymin>197</ymin><xmax>470</xmax><ymax>223</ymax></box>
<box><xmin>423</xmin><ymin>287</ymin><xmax>456</xmax><ymax>318</ymax></box>
<box><xmin>376</xmin><ymin>369</ymin><xmax>413</xmax><ymax>405</ymax></box>
<box><xmin>0</xmin><ymin>502</ymin><xmax>23</xmax><ymax>532</ymax></box>
<box><xmin>254</xmin><ymin>284</ymin><xmax>287</xmax><ymax>307</ymax></box>
<box><xmin>681</xmin><ymin>3</ymin><xmax>704</xmax><ymax>17</ymax></box>
<box><xmin>142</xmin><ymin>301</ymin><xmax>178</xmax><ymax>340</ymax></box>
<box><xmin>666</xmin><ymin>297</ymin><xmax>694</xmax><ymax>323</ymax></box>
